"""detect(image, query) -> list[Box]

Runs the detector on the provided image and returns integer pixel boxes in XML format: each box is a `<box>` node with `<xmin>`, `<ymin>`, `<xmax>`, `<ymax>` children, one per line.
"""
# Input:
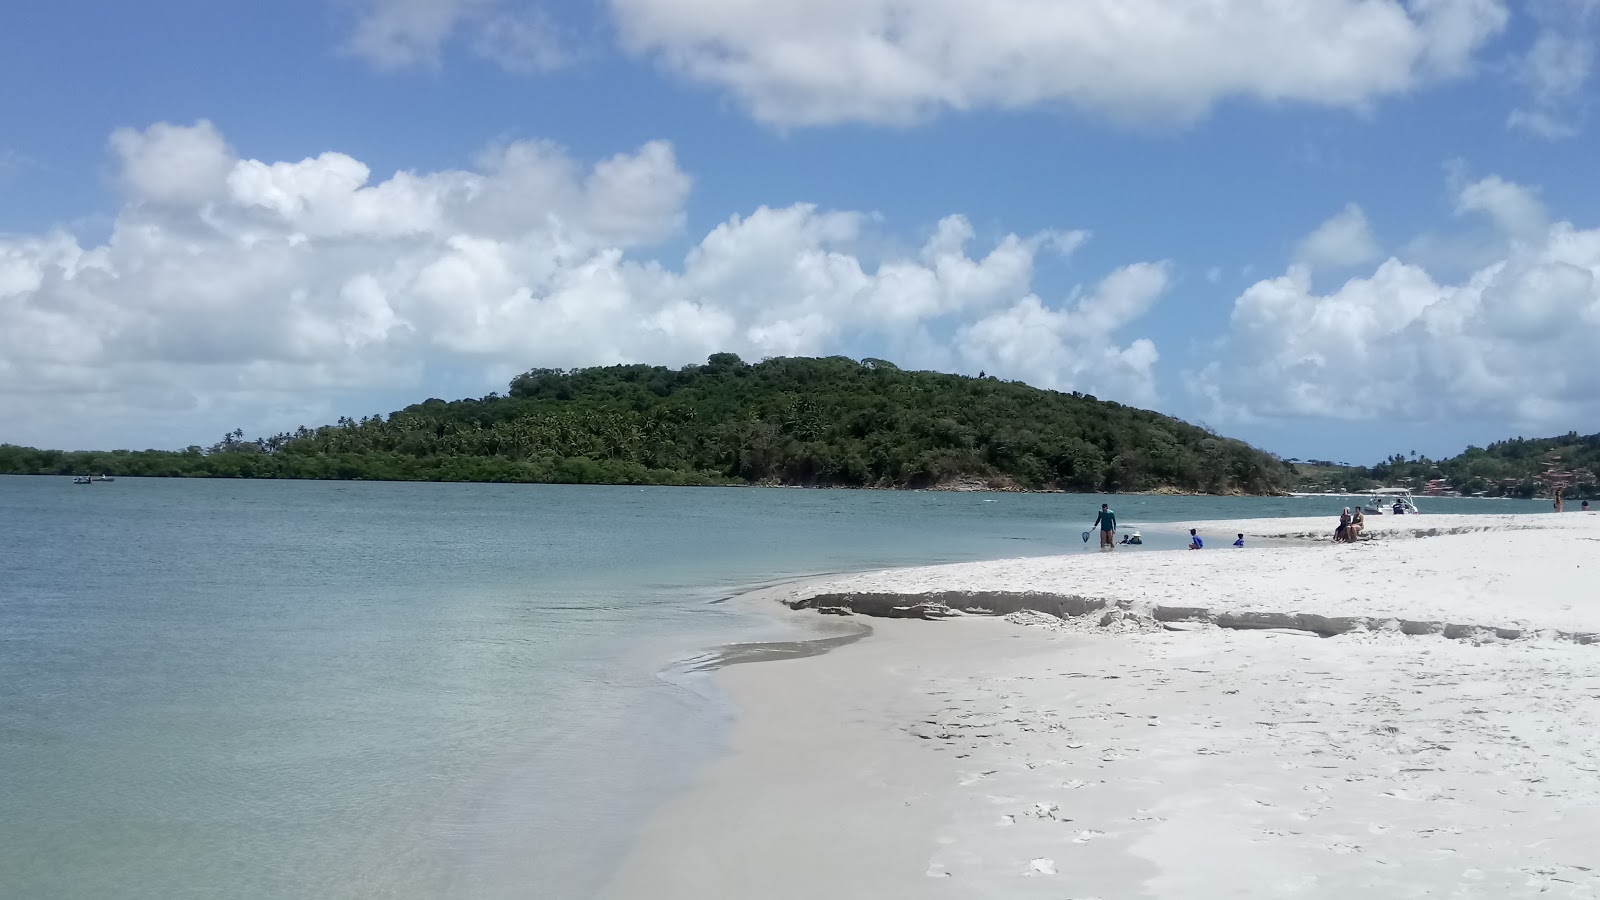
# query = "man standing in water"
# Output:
<box><xmin>1093</xmin><ymin>503</ymin><xmax>1117</xmax><ymax>549</ymax></box>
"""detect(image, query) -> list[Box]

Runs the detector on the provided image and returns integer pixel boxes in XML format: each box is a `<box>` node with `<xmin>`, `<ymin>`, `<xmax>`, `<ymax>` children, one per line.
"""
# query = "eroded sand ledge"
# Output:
<box><xmin>790</xmin><ymin>588</ymin><xmax>1599</xmax><ymax>643</ymax></box>
<box><xmin>602</xmin><ymin>512</ymin><xmax>1600</xmax><ymax>900</ymax></box>
<box><xmin>772</xmin><ymin>512</ymin><xmax>1600</xmax><ymax>642</ymax></box>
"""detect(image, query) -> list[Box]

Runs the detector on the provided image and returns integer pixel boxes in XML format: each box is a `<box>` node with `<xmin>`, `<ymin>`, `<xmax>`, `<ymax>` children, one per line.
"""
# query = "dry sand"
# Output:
<box><xmin>600</xmin><ymin>512</ymin><xmax>1600</xmax><ymax>899</ymax></box>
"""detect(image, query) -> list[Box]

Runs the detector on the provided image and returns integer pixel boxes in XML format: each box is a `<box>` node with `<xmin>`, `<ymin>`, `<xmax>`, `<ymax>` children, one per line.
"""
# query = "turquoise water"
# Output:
<box><xmin>0</xmin><ymin>477</ymin><xmax>1551</xmax><ymax>898</ymax></box>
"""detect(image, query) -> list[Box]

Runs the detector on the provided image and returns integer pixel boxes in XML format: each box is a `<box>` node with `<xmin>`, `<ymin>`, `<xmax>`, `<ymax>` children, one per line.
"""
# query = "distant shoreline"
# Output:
<box><xmin>2</xmin><ymin>471</ymin><xmax>1288</xmax><ymax>497</ymax></box>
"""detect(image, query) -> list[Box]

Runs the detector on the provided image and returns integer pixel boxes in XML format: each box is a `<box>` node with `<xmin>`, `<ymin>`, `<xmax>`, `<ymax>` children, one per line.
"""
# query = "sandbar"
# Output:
<box><xmin>601</xmin><ymin>512</ymin><xmax>1600</xmax><ymax>898</ymax></box>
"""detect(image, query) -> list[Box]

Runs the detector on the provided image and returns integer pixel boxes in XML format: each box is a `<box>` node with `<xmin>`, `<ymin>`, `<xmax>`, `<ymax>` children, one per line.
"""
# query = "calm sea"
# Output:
<box><xmin>0</xmin><ymin>477</ymin><xmax>1550</xmax><ymax>898</ymax></box>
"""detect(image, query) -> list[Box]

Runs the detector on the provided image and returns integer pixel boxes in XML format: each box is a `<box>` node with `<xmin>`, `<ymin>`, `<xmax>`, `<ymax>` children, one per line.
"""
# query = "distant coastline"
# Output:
<box><xmin>0</xmin><ymin>470</ymin><xmax>1290</xmax><ymax>497</ymax></box>
<box><xmin>0</xmin><ymin>355</ymin><xmax>1300</xmax><ymax>496</ymax></box>
<box><xmin>12</xmin><ymin>357</ymin><xmax>1594</xmax><ymax>500</ymax></box>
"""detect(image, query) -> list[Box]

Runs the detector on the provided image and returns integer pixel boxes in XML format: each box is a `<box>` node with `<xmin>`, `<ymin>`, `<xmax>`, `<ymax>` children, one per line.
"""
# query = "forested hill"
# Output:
<box><xmin>1298</xmin><ymin>431</ymin><xmax>1599</xmax><ymax>498</ymax></box>
<box><xmin>1</xmin><ymin>354</ymin><xmax>1297</xmax><ymax>494</ymax></box>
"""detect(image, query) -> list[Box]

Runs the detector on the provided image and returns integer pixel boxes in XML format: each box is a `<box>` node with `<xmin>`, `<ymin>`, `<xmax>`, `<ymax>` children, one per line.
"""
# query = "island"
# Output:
<box><xmin>1</xmin><ymin>354</ymin><xmax>1298</xmax><ymax>494</ymax></box>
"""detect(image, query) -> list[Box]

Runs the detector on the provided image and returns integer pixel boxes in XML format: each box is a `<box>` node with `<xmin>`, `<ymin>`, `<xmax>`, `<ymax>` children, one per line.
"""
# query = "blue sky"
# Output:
<box><xmin>3</xmin><ymin>1</ymin><xmax>1599</xmax><ymax>463</ymax></box>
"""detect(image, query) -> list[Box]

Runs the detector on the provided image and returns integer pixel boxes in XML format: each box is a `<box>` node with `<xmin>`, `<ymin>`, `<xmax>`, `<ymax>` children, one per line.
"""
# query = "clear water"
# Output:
<box><xmin>0</xmin><ymin>477</ymin><xmax>1552</xmax><ymax>899</ymax></box>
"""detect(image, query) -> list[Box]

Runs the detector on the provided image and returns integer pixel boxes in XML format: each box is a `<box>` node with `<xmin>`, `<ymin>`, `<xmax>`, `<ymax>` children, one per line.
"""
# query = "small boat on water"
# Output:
<box><xmin>1361</xmin><ymin>487</ymin><xmax>1419</xmax><ymax>516</ymax></box>
<box><xmin>92</xmin><ymin>474</ymin><xmax>114</xmax><ymax>482</ymax></box>
<box><xmin>72</xmin><ymin>476</ymin><xmax>92</xmax><ymax>485</ymax></box>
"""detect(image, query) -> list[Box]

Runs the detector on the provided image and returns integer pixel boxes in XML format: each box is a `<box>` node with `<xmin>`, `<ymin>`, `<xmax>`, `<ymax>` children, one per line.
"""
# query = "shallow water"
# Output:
<box><xmin>0</xmin><ymin>477</ymin><xmax>1551</xmax><ymax>898</ymax></box>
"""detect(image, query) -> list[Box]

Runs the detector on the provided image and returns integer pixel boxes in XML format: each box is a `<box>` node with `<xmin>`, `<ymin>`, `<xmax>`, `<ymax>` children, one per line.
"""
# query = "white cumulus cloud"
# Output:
<box><xmin>956</xmin><ymin>262</ymin><xmax>1170</xmax><ymax>406</ymax></box>
<box><xmin>607</xmin><ymin>0</ymin><xmax>1509</xmax><ymax>126</ymax></box>
<box><xmin>1194</xmin><ymin>174</ymin><xmax>1600</xmax><ymax>429</ymax></box>
<box><xmin>0</xmin><ymin>122</ymin><xmax>1164</xmax><ymax>448</ymax></box>
<box><xmin>109</xmin><ymin>119</ymin><xmax>236</xmax><ymax>206</ymax></box>
<box><xmin>1295</xmin><ymin>203</ymin><xmax>1382</xmax><ymax>269</ymax></box>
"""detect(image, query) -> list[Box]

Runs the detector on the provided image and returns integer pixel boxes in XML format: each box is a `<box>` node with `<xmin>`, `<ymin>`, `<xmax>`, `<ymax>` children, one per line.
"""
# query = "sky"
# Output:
<box><xmin>2</xmin><ymin>0</ymin><xmax>1599</xmax><ymax>463</ymax></box>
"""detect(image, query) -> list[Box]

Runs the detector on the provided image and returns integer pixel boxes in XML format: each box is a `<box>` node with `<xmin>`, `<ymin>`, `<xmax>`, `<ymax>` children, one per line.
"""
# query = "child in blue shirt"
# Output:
<box><xmin>1189</xmin><ymin>529</ymin><xmax>1204</xmax><ymax>549</ymax></box>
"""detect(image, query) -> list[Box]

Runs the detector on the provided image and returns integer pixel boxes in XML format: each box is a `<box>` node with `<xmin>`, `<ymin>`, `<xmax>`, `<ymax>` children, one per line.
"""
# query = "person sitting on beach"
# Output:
<box><xmin>1093</xmin><ymin>503</ymin><xmax>1117</xmax><ymax>548</ymax></box>
<box><xmin>1233</xmin><ymin>533</ymin><xmax>1245</xmax><ymax>547</ymax></box>
<box><xmin>1336</xmin><ymin>508</ymin><xmax>1352</xmax><ymax>542</ymax></box>
<box><xmin>1188</xmin><ymin>528</ymin><xmax>1204</xmax><ymax>550</ymax></box>
<box><xmin>1350</xmin><ymin>507</ymin><xmax>1365</xmax><ymax>541</ymax></box>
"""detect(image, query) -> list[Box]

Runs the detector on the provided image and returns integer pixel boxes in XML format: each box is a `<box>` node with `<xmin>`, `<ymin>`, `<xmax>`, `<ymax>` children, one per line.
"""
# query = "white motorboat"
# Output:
<box><xmin>1361</xmin><ymin>487</ymin><xmax>1419</xmax><ymax>516</ymax></box>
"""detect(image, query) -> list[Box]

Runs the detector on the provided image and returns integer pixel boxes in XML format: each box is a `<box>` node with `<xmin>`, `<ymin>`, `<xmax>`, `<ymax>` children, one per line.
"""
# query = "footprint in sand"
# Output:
<box><xmin>958</xmin><ymin>770</ymin><xmax>998</xmax><ymax>786</ymax></box>
<box><xmin>1027</xmin><ymin>858</ymin><xmax>1057</xmax><ymax>876</ymax></box>
<box><xmin>1073</xmin><ymin>830</ymin><xmax>1105</xmax><ymax>843</ymax></box>
<box><xmin>1063</xmin><ymin>779</ymin><xmax>1095</xmax><ymax>789</ymax></box>
<box><xmin>998</xmin><ymin>815</ymin><xmax>1016</xmax><ymax>826</ymax></box>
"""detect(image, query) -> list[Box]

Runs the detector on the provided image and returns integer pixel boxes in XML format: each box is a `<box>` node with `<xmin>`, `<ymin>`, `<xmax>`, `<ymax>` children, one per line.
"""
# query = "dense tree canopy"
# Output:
<box><xmin>2</xmin><ymin>354</ymin><xmax>1298</xmax><ymax>493</ymax></box>
<box><xmin>1293</xmin><ymin>432</ymin><xmax>1599</xmax><ymax>498</ymax></box>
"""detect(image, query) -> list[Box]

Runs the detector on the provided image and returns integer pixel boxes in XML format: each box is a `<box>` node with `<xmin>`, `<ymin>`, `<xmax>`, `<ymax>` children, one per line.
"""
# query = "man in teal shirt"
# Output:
<box><xmin>1093</xmin><ymin>503</ymin><xmax>1117</xmax><ymax>548</ymax></box>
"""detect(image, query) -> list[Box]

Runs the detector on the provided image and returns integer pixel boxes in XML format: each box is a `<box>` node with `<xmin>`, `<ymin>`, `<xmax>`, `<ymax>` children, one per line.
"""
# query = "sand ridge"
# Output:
<box><xmin>772</xmin><ymin>512</ymin><xmax>1600</xmax><ymax>637</ymax></box>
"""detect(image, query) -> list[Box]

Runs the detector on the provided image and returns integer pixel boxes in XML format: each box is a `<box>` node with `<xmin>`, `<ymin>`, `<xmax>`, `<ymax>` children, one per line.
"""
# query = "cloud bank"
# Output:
<box><xmin>608</xmin><ymin>0</ymin><xmax>1508</xmax><ymax>126</ymax></box>
<box><xmin>0</xmin><ymin>122</ymin><xmax>1166</xmax><ymax>447</ymax></box>
<box><xmin>343</xmin><ymin>0</ymin><xmax>1519</xmax><ymax>129</ymax></box>
<box><xmin>1196</xmin><ymin>174</ymin><xmax>1600</xmax><ymax>431</ymax></box>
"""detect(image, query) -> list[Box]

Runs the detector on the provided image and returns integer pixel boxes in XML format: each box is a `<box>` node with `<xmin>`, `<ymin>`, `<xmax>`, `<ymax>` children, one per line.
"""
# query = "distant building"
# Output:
<box><xmin>1423</xmin><ymin>478</ymin><xmax>1454</xmax><ymax>496</ymax></box>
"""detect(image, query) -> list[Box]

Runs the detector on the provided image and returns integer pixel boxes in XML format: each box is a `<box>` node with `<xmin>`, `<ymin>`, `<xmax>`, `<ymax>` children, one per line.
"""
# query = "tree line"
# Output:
<box><xmin>1294</xmin><ymin>432</ymin><xmax>1599</xmax><ymax>498</ymax></box>
<box><xmin>1</xmin><ymin>353</ymin><xmax>1299</xmax><ymax>494</ymax></box>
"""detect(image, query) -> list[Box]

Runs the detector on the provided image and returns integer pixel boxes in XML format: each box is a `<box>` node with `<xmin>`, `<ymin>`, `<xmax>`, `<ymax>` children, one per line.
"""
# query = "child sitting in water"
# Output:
<box><xmin>1188</xmin><ymin>529</ymin><xmax>1204</xmax><ymax>550</ymax></box>
<box><xmin>1233</xmin><ymin>533</ymin><xmax>1244</xmax><ymax>547</ymax></box>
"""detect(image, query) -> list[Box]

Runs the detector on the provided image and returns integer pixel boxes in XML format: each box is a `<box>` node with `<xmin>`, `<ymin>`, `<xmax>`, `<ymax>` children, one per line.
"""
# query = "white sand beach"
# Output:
<box><xmin>602</xmin><ymin>512</ymin><xmax>1600</xmax><ymax>899</ymax></box>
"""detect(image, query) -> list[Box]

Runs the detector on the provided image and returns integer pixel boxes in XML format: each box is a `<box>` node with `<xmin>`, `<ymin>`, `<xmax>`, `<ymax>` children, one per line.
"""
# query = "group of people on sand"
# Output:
<box><xmin>1335</xmin><ymin>506</ymin><xmax>1366</xmax><ymax>543</ymax></box>
<box><xmin>1090</xmin><ymin>503</ymin><xmax>1244</xmax><ymax>551</ymax></box>
<box><xmin>1087</xmin><ymin>489</ymin><xmax>1591</xmax><ymax>554</ymax></box>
